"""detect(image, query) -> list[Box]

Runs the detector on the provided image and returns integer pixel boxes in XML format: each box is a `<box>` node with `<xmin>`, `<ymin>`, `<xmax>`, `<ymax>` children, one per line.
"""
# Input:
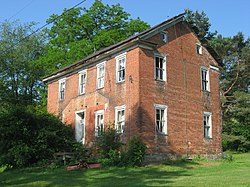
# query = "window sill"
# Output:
<box><xmin>155</xmin><ymin>79</ymin><xmax>166</xmax><ymax>82</ymax></box>
<box><xmin>156</xmin><ymin>133</ymin><xmax>168</xmax><ymax>136</ymax></box>
<box><xmin>204</xmin><ymin>137</ymin><xmax>212</xmax><ymax>140</ymax></box>
<box><xmin>116</xmin><ymin>80</ymin><xmax>125</xmax><ymax>84</ymax></box>
<box><xmin>96</xmin><ymin>87</ymin><xmax>104</xmax><ymax>90</ymax></box>
<box><xmin>202</xmin><ymin>90</ymin><xmax>211</xmax><ymax>94</ymax></box>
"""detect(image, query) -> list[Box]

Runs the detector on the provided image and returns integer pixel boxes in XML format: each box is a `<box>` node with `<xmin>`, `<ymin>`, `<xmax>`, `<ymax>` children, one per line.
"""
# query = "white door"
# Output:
<box><xmin>75</xmin><ymin>111</ymin><xmax>85</xmax><ymax>144</ymax></box>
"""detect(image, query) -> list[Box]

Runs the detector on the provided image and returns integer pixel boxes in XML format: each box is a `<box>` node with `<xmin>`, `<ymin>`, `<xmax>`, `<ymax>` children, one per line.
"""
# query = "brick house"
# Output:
<box><xmin>43</xmin><ymin>13</ymin><xmax>222</xmax><ymax>158</ymax></box>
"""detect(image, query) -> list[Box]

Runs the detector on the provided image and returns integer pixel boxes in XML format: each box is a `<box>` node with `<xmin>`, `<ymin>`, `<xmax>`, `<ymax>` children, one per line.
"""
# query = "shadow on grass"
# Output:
<box><xmin>0</xmin><ymin>160</ymin><xmax>199</xmax><ymax>187</ymax></box>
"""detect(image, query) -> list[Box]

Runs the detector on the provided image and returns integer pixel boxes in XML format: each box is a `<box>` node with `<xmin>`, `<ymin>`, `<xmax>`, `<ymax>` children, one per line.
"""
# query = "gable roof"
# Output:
<box><xmin>43</xmin><ymin>13</ymin><xmax>185</xmax><ymax>83</ymax></box>
<box><xmin>43</xmin><ymin>12</ymin><xmax>221</xmax><ymax>83</ymax></box>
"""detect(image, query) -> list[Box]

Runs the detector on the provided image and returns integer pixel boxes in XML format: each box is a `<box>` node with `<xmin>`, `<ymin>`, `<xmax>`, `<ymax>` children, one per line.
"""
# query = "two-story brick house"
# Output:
<box><xmin>43</xmin><ymin>13</ymin><xmax>222</xmax><ymax>158</ymax></box>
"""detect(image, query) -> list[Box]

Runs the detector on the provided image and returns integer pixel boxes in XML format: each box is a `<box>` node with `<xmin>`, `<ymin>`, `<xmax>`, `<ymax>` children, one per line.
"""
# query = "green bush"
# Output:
<box><xmin>96</xmin><ymin>127</ymin><xmax>147</xmax><ymax>167</ymax></box>
<box><xmin>222</xmin><ymin>133</ymin><xmax>250</xmax><ymax>152</ymax></box>
<box><xmin>124</xmin><ymin>136</ymin><xmax>147</xmax><ymax>166</ymax></box>
<box><xmin>0</xmin><ymin>105</ymin><xmax>83</xmax><ymax>168</ymax></box>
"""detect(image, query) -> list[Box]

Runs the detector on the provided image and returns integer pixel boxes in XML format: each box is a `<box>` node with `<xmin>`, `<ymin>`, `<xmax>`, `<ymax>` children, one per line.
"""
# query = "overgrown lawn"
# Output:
<box><xmin>1</xmin><ymin>153</ymin><xmax>249</xmax><ymax>186</ymax></box>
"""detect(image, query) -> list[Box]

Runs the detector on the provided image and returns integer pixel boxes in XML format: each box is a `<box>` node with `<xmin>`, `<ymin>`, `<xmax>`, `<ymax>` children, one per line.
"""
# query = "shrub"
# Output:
<box><xmin>95</xmin><ymin>127</ymin><xmax>147</xmax><ymax>167</ymax></box>
<box><xmin>0</xmin><ymin>105</ymin><xmax>82</xmax><ymax>168</ymax></box>
<box><xmin>124</xmin><ymin>136</ymin><xmax>147</xmax><ymax>166</ymax></box>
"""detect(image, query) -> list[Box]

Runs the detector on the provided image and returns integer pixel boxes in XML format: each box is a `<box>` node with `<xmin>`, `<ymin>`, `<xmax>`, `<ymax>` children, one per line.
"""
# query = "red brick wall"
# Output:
<box><xmin>47</xmin><ymin>22</ymin><xmax>222</xmax><ymax>157</ymax></box>
<box><xmin>137</xmin><ymin>22</ymin><xmax>222</xmax><ymax>156</ymax></box>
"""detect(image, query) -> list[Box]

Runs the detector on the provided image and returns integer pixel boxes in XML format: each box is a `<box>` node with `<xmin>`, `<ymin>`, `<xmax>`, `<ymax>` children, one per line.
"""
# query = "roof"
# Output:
<box><xmin>43</xmin><ymin>13</ymin><xmax>185</xmax><ymax>83</ymax></box>
<box><xmin>43</xmin><ymin>12</ymin><xmax>221</xmax><ymax>83</ymax></box>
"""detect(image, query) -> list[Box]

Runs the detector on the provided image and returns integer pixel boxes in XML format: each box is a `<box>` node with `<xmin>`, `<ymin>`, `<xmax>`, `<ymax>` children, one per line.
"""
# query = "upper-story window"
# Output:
<box><xmin>155</xmin><ymin>55</ymin><xmax>166</xmax><ymax>81</ymax></box>
<box><xmin>196</xmin><ymin>43</ymin><xmax>203</xmax><ymax>55</ymax></box>
<box><xmin>96</xmin><ymin>62</ymin><xmax>105</xmax><ymax>89</ymax></box>
<box><xmin>155</xmin><ymin>104</ymin><xmax>168</xmax><ymax>135</ymax></box>
<box><xmin>203</xmin><ymin>112</ymin><xmax>212</xmax><ymax>138</ymax></box>
<box><xmin>79</xmin><ymin>70</ymin><xmax>86</xmax><ymax>95</ymax></box>
<box><xmin>95</xmin><ymin>110</ymin><xmax>104</xmax><ymax>137</ymax></box>
<box><xmin>59</xmin><ymin>78</ymin><xmax>66</xmax><ymax>101</ymax></box>
<box><xmin>116</xmin><ymin>53</ymin><xmax>126</xmax><ymax>83</ymax></box>
<box><xmin>160</xmin><ymin>32</ymin><xmax>168</xmax><ymax>43</ymax></box>
<box><xmin>201</xmin><ymin>67</ymin><xmax>210</xmax><ymax>91</ymax></box>
<box><xmin>115</xmin><ymin>105</ymin><xmax>126</xmax><ymax>134</ymax></box>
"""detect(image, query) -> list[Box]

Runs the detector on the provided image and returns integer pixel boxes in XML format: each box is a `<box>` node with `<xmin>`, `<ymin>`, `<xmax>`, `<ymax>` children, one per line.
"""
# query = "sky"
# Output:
<box><xmin>0</xmin><ymin>0</ymin><xmax>249</xmax><ymax>38</ymax></box>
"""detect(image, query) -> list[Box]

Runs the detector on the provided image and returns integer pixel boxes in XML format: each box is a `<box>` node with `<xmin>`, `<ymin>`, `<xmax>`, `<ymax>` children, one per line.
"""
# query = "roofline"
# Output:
<box><xmin>43</xmin><ymin>13</ymin><xmax>186</xmax><ymax>83</ymax></box>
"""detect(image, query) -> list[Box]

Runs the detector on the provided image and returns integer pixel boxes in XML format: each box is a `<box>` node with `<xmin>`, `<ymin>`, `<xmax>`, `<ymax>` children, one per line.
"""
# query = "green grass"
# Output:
<box><xmin>1</xmin><ymin>153</ymin><xmax>250</xmax><ymax>187</ymax></box>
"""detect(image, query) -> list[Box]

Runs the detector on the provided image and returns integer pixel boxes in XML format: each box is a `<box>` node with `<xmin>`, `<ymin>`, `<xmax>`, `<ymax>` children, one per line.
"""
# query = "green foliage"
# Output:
<box><xmin>185</xmin><ymin>9</ymin><xmax>216</xmax><ymax>42</ymax></box>
<box><xmin>124</xmin><ymin>136</ymin><xmax>147</xmax><ymax>167</ymax></box>
<box><xmin>96</xmin><ymin>128</ymin><xmax>146</xmax><ymax>167</ymax></box>
<box><xmin>0</xmin><ymin>105</ymin><xmax>81</xmax><ymax>168</ymax></box>
<box><xmin>222</xmin><ymin>134</ymin><xmax>250</xmax><ymax>152</ymax></box>
<box><xmin>42</xmin><ymin>0</ymin><xmax>150</xmax><ymax>74</ymax></box>
<box><xmin>0</xmin><ymin>20</ymin><xmax>46</xmax><ymax>105</ymax></box>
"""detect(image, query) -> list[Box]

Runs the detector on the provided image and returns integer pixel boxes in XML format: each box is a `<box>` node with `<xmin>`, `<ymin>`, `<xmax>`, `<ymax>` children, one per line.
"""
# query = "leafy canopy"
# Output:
<box><xmin>42</xmin><ymin>0</ymin><xmax>150</xmax><ymax>75</ymax></box>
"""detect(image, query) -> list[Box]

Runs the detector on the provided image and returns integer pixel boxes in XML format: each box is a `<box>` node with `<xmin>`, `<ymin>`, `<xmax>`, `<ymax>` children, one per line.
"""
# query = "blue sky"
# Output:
<box><xmin>0</xmin><ymin>0</ymin><xmax>249</xmax><ymax>38</ymax></box>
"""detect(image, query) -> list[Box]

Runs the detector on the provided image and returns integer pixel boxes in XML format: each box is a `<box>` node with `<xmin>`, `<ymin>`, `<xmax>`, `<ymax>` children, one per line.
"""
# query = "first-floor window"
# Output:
<box><xmin>155</xmin><ymin>104</ymin><xmax>168</xmax><ymax>134</ymax></box>
<box><xmin>95</xmin><ymin>110</ymin><xmax>104</xmax><ymax>137</ymax></box>
<box><xmin>115</xmin><ymin>105</ymin><xmax>125</xmax><ymax>133</ymax></box>
<box><xmin>59</xmin><ymin>78</ymin><xmax>66</xmax><ymax>101</ymax></box>
<box><xmin>203</xmin><ymin>112</ymin><xmax>212</xmax><ymax>138</ymax></box>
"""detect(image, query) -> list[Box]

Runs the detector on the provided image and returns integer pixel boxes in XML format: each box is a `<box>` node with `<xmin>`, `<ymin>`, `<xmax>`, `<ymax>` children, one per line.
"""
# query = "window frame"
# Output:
<box><xmin>95</xmin><ymin>110</ymin><xmax>104</xmax><ymax>137</ymax></box>
<box><xmin>96</xmin><ymin>62</ymin><xmax>105</xmax><ymax>89</ymax></box>
<box><xmin>160</xmin><ymin>31</ymin><xmax>168</xmax><ymax>43</ymax></box>
<box><xmin>116</xmin><ymin>53</ymin><xmax>126</xmax><ymax>83</ymax></box>
<box><xmin>155</xmin><ymin>104</ymin><xmax>168</xmax><ymax>135</ymax></box>
<box><xmin>201</xmin><ymin>67</ymin><xmax>210</xmax><ymax>92</ymax></box>
<box><xmin>196</xmin><ymin>43</ymin><xmax>203</xmax><ymax>55</ymax></box>
<box><xmin>203</xmin><ymin>112</ymin><xmax>212</xmax><ymax>139</ymax></box>
<box><xmin>154</xmin><ymin>54</ymin><xmax>166</xmax><ymax>81</ymax></box>
<box><xmin>78</xmin><ymin>70</ymin><xmax>87</xmax><ymax>95</ymax></box>
<box><xmin>115</xmin><ymin>105</ymin><xmax>126</xmax><ymax>134</ymax></box>
<box><xmin>58</xmin><ymin>78</ymin><xmax>66</xmax><ymax>101</ymax></box>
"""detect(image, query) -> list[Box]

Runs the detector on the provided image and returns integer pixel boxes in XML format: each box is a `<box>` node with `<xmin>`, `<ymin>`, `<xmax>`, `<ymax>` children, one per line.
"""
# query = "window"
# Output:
<box><xmin>203</xmin><ymin>112</ymin><xmax>212</xmax><ymax>138</ymax></box>
<box><xmin>79</xmin><ymin>71</ymin><xmax>86</xmax><ymax>95</ymax></box>
<box><xmin>115</xmin><ymin>105</ymin><xmax>125</xmax><ymax>133</ymax></box>
<box><xmin>160</xmin><ymin>32</ymin><xmax>168</xmax><ymax>43</ymax></box>
<box><xmin>116</xmin><ymin>53</ymin><xmax>126</xmax><ymax>82</ymax></box>
<box><xmin>59</xmin><ymin>78</ymin><xmax>66</xmax><ymax>101</ymax></box>
<box><xmin>196</xmin><ymin>43</ymin><xmax>202</xmax><ymax>55</ymax></box>
<box><xmin>155</xmin><ymin>104</ymin><xmax>167</xmax><ymax>134</ymax></box>
<box><xmin>201</xmin><ymin>67</ymin><xmax>210</xmax><ymax>91</ymax></box>
<box><xmin>96</xmin><ymin>62</ymin><xmax>105</xmax><ymax>89</ymax></box>
<box><xmin>155</xmin><ymin>55</ymin><xmax>166</xmax><ymax>81</ymax></box>
<box><xmin>95</xmin><ymin>110</ymin><xmax>104</xmax><ymax>137</ymax></box>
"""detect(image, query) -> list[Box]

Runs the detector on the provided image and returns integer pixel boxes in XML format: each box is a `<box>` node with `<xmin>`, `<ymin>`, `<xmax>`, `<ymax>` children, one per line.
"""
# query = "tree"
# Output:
<box><xmin>0</xmin><ymin>21</ymin><xmax>46</xmax><ymax>105</ymax></box>
<box><xmin>41</xmin><ymin>0</ymin><xmax>149</xmax><ymax>75</ymax></box>
<box><xmin>185</xmin><ymin>9</ymin><xmax>216</xmax><ymax>42</ymax></box>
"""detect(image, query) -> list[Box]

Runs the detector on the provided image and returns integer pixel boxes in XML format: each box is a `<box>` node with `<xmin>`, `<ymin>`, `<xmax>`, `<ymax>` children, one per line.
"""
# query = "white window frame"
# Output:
<box><xmin>115</xmin><ymin>105</ymin><xmax>126</xmax><ymax>134</ymax></box>
<box><xmin>155</xmin><ymin>55</ymin><xmax>166</xmax><ymax>81</ymax></box>
<box><xmin>160</xmin><ymin>32</ymin><xmax>168</xmax><ymax>43</ymax></box>
<box><xmin>78</xmin><ymin>70</ymin><xmax>87</xmax><ymax>95</ymax></box>
<box><xmin>203</xmin><ymin>112</ymin><xmax>212</xmax><ymax>138</ymax></box>
<box><xmin>116</xmin><ymin>53</ymin><xmax>126</xmax><ymax>83</ymax></box>
<box><xmin>201</xmin><ymin>67</ymin><xmax>210</xmax><ymax>91</ymax></box>
<box><xmin>196</xmin><ymin>43</ymin><xmax>203</xmax><ymax>55</ymax></box>
<box><xmin>58</xmin><ymin>78</ymin><xmax>66</xmax><ymax>101</ymax></box>
<box><xmin>96</xmin><ymin>62</ymin><xmax>105</xmax><ymax>89</ymax></box>
<box><xmin>95</xmin><ymin>110</ymin><xmax>104</xmax><ymax>137</ymax></box>
<box><xmin>155</xmin><ymin>104</ymin><xmax>168</xmax><ymax>135</ymax></box>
